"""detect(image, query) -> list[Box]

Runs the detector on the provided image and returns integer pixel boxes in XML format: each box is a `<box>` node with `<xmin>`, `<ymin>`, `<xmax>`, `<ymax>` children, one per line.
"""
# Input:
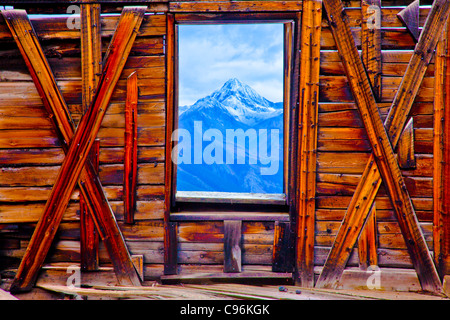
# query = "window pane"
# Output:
<box><xmin>176</xmin><ymin>24</ymin><xmax>284</xmax><ymax>195</ymax></box>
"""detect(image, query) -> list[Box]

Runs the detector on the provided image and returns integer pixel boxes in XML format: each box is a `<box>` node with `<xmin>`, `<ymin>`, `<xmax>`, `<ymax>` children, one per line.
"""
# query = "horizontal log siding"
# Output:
<box><xmin>0</xmin><ymin>2</ymin><xmax>441</xmax><ymax>282</ymax></box>
<box><xmin>316</xmin><ymin>4</ymin><xmax>435</xmax><ymax>270</ymax></box>
<box><xmin>0</xmin><ymin>11</ymin><xmax>279</xmax><ymax>280</ymax></box>
<box><xmin>0</xmin><ymin>13</ymin><xmax>167</xmax><ymax>280</ymax></box>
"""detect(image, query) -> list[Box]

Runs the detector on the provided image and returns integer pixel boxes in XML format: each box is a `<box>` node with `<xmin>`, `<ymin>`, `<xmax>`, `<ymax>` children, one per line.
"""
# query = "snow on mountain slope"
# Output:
<box><xmin>176</xmin><ymin>78</ymin><xmax>284</xmax><ymax>194</ymax></box>
<box><xmin>181</xmin><ymin>78</ymin><xmax>282</xmax><ymax>126</ymax></box>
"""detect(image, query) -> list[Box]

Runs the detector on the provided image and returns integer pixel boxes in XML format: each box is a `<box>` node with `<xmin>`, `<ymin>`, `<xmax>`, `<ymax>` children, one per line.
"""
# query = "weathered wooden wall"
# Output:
<box><xmin>0</xmin><ymin>11</ymin><xmax>167</xmax><ymax>280</ymax></box>
<box><xmin>316</xmin><ymin>4</ymin><xmax>435</xmax><ymax>271</ymax></box>
<box><xmin>0</xmin><ymin>0</ymin><xmax>446</xmax><ymax>290</ymax></box>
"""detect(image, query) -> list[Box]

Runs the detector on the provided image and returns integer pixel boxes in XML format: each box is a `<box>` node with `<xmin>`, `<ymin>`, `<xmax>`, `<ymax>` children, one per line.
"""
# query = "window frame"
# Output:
<box><xmin>167</xmin><ymin>13</ymin><xmax>300</xmax><ymax>210</ymax></box>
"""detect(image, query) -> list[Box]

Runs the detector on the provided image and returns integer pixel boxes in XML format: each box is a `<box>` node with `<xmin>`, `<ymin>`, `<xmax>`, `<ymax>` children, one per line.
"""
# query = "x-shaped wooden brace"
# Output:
<box><xmin>2</xmin><ymin>6</ymin><xmax>147</xmax><ymax>292</ymax></box>
<box><xmin>315</xmin><ymin>0</ymin><xmax>450</xmax><ymax>294</ymax></box>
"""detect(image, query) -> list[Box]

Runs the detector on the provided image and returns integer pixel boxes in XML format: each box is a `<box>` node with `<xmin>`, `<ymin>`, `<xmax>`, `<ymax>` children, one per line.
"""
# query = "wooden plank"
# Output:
<box><xmin>433</xmin><ymin>25</ymin><xmax>445</xmax><ymax>277</ymax></box>
<box><xmin>80</xmin><ymin>139</ymin><xmax>100</xmax><ymax>271</ymax></box>
<box><xmin>273</xmin><ymin>221</ymin><xmax>293</xmax><ymax>272</ymax></box>
<box><xmin>169</xmin><ymin>1</ymin><xmax>303</xmax><ymax>13</ymax></box>
<box><xmin>164</xmin><ymin>222</ymin><xmax>178</xmax><ymax>275</ymax></box>
<box><xmin>397</xmin><ymin>0</ymin><xmax>421</xmax><ymax>42</ymax></box>
<box><xmin>397</xmin><ymin>118</ymin><xmax>416</xmax><ymax>169</ymax></box>
<box><xmin>6</xmin><ymin>7</ymin><xmax>146</xmax><ymax>292</ymax></box>
<box><xmin>223</xmin><ymin>220</ymin><xmax>242</xmax><ymax>273</ymax></box>
<box><xmin>161</xmin><ymin>270</ymin><xmax>292</xmax><ymax>281</ymax></box>
<box><xmin>357</xmin><ymin>204</ymin><xmax>377</xmax><ymax>269</ymax></box>
<box><xmin>316</xmin><ymin>0</ymin><xmax>446</xmax><ymax>294</ymax></box>
<box><xmin>0</xmin><ymin>13</ymin><xmax>166</xmax><ymax>41</ymax></box>
<box><xmin>0</xmin><ymin>162</ymin><xmax>164</xmax><ymax>187</ymax></box>
<box><xmin>170</xmin><ymin>212</ymin><xmax>289</xmax><ymax>222</ymax></box>
<box><xmin>79</xmin><ymin>3</ymin><xmax>102</xmax><ymax>272</ymax></box>
<box><xmin>173</xmin><ymin>12</ymin><xmax>298</xmax><ymax>24</ymax></box>
<box><xmin>0</xmin><ymin>10</ymin><xmax>131</xmax><ymax>283</ymax></box>
<box><xmin>80</xmin><ymin>3</ymin><xmax>101</xmax><ymax>114</ymax></box>
<box><xmin>320</xmin><ymin>0</ymin><xmax>446</xmax><ymax>276</ymax></box>
<box><xmin>320</xmin><ymin>6</ymin><xmax>431</xmax><ymax>29</ymax></box>
<box><xmin>361</xmin><ymin>0</ymin><xmax>382</xmax><ymax>100</ymax></box>
<box><xmin>123</xmin><ymin>72</ymin><xmax>138</xmax><ymax>225</ymax></box>
<box><xmin>319</xmin><ymin>75</ymin><xmax>436</xmax><ymax>103</ymax></box>
<box><xmin>164</xmin><ymin>13</ymin><xmax>176</xmax><ymax>276</ymax></box>
<box><xmin>434</xmin><ymin>22</ymin><xmax>450</xmax><ymax>278</ymax></box>
<box><xmin>176</xmin><ymin>221</ymin><xmax>275</xmax><ymax>244</ymax></box>
<box><xmin>296</xmin><ymin>0</ymin><xmax>322</xmax><ymax>288</ymax></box>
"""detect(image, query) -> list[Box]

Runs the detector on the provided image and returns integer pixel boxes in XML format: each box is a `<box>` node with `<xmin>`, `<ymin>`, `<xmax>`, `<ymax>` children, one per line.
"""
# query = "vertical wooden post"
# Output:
<box><xmin>80</xmin><ymin>139</ymin><xmax>100</xmax><ymax>271</ymax></box>
<box><xmin>224</xmin><ymin>220</ymin><xmax>242</xmax><ymax>273</ymax></box>
<box><xmin>81</xmin><ymin>2</ymin><xmax>102</xmax><ymax>114</ymax></box>
<box><xmin>164</xmin><ymin>13</ymin><xmax>177</xmax><ymax>275</ymax></box>
<box><xmin>434</xmin><ymin>22</ymin><xmax>450</xmax><ymax>279</ymax></box>
<box><xmin>296</xmin><ymin>0</ymin><xmax>322</xmax><ymax>288</ymax></box>
<box><xmin>80</xmin><ymin>2</ymin><xmax>102</xmax><ymax>271</ymax></box>
<box><xmin>124</xmin><ymin>71</ymin><xmax>138</xmax><ymax>225</ymax></box>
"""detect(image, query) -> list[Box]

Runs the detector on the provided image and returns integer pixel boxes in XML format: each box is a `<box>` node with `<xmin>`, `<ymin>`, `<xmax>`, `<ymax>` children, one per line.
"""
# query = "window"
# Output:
<box><xmin>170</xmin><ymin>16</ymin><xmax>296</xmax><ymax>207</ymax></box>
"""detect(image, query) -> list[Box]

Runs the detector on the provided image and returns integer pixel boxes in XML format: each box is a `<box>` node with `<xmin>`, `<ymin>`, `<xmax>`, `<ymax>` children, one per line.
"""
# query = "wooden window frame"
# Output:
<box><xmin>166</xmin><ymin>12</ymin><xmax>300</xmax><ymax>212</ymax></box>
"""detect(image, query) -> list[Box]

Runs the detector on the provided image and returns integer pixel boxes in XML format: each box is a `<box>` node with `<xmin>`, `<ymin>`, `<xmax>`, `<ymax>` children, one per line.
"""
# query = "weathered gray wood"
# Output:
<box><xmin>317</xmin><ymin>0</ymin><xmax>446</xmax><ymax>294</ymax></box>
<box><xmin>224</xmin><ymin>220</ymin><xmax>242</xmax><ymax>273</ymax></box>
<box><xmin>170</xmin><ymin>212</ymin><xmax>289</xmax><ymax>222</ymax></box>
<box><xmin>273</xmin><ymin>221</ymin><xmax>293</xmax><ymax>272</ymax></box>
<box><xmin>164</xmin><ymin>222</ymin><xmax>178</xmax><ymax>275</ymax></box>
<box><xmin>397</xmin><ymin>0</ymin><xmax>421</xmax><ymax>42</ymax></box>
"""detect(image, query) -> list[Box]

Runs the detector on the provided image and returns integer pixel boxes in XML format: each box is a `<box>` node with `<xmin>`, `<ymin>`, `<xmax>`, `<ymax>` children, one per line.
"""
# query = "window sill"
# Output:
<box><xmin>170</xmin><ymin>211</ymin><xmax>289</xmax><ymax>222</ymax></box>
<box><xmin>175</xmin><ymin>191</ymin><xmax>287</xmax><ymax>205</ymax></box>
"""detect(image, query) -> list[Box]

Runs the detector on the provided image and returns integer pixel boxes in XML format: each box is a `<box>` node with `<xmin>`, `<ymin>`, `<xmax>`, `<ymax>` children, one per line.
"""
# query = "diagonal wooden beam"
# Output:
<box><xmin>316</xmin><ymin>0</ymin><xmax>448</xmax><ymax>293</ymax></box>
<box><xmin>80</xmin><ymin>139</ymin><xmax>100</xmax><ymax>271</ymax></box>
<box><xmin>357</xmin><ymin>204</ymin><xmax>377</xmax><ymax>269</ymax></box>
<box><xmin>4</xmin><ymin>7</ymin><xmax>147</xmax><ymax>292</ymax></box>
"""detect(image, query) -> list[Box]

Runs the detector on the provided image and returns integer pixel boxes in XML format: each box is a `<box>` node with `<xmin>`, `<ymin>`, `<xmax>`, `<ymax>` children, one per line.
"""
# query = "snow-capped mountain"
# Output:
<box><xmin>181</xmin><ymin>78</ymin><xmax>283</xmax><ymax>126</ymax></box>
<box><xmin>176</xmin><ymin>78</ymin><xmax>284</xmax><ymax>194</ymax></box>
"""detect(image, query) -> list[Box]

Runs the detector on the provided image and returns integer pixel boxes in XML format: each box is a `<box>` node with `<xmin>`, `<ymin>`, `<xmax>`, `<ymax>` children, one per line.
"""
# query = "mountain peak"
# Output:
<box><xmin>213</xmin><ymin>78</ymin><xmax>265</xmax><ymax>104</ymax></box>
<box><xmin>222</xmin><ymin>78</ymin><xmax>244</xmax><ymax>90</ymax></box>
<box><xmin>181</xmin><ymin>78</ymin><xmax>282</xmax><ymax>126</ymax></box>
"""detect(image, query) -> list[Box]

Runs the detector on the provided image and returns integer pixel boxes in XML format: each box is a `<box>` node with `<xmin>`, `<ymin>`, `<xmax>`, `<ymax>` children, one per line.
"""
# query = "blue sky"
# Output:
<box><xmin>178</xmin><ymin>23</ymin><xmax>284</xmax><ymax>106</ymax></box>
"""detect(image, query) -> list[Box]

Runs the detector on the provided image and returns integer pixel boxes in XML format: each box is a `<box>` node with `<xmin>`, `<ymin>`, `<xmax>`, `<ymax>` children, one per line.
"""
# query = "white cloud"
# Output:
<box><xmin>178</xmin><ymin>23</ymin><xmax>284</xmax><ymax>106</ymax></box>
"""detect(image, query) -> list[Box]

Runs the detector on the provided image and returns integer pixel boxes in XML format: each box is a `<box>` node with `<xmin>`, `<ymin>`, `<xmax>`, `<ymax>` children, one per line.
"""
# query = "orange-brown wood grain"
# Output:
<box><xmin>4</xmin><ymin>7</ymin><xmax>146</xmax><ymax>292</ymax></box>
<box><xmin>316</xmin><ymin>0</ymin><xmax>448</xmax><ymax>294</ymax></box>
<box><xmin>296</xmin><ymin>0</ymin><xmax>322</xmax><ymax>288</ymax></box>
<box><xmin>124</xmin><ymin>72</ymin><xmax>138</xmax><ymax>225</ymax></box>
